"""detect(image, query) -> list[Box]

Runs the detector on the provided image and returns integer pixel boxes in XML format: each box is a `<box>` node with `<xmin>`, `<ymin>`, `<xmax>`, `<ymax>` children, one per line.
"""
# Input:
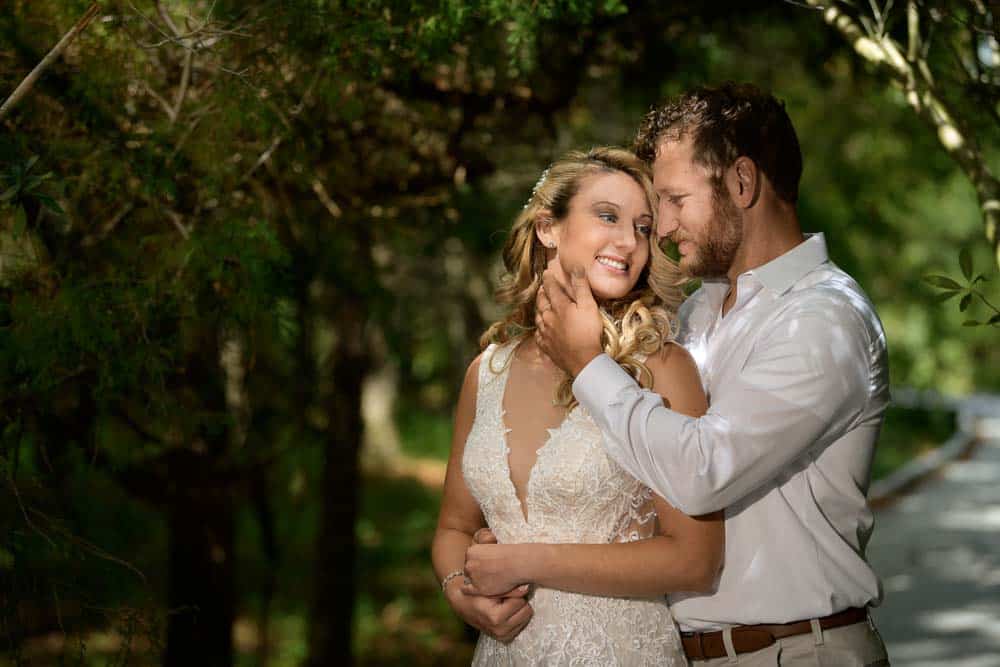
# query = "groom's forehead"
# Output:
<box><xmin>653</xmin><ymin>139</ymin><xmax>710</xmax><ymax>183</ymax></box>
<box><xmin>654</xmin><ymin>135</ymin><xmax>696</xmax><ymax>163</ymax></box>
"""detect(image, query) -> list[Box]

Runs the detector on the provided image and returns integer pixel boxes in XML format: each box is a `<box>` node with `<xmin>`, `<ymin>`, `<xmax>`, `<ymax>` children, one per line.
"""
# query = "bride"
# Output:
<box><xmin>431</xmin><ymin>147</ymin><xmax>723</xmax><ymax>665</ymax></box>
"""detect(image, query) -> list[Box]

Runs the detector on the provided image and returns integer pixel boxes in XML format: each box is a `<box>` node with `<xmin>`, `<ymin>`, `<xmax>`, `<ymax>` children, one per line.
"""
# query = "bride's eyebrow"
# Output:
<box><xmin>590</xmin><ymin>201</ymin><xmax>621</xmax><ymax>209</ymax></box>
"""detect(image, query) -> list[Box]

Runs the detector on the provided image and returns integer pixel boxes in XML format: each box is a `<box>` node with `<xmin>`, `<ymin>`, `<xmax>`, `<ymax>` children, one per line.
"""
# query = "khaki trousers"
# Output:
<box><xmin>689</xmin><ymin>619</ymin><xmax>889</xmax><ymax>666</ymax></box>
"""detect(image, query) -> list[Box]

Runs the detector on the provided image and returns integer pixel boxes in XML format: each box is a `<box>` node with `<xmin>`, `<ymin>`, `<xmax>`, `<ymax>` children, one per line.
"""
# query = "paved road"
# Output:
<box><xmin>867</xmin><ymin>432</ymin><xmax>1000</xmax><ymax>665</ymax></box>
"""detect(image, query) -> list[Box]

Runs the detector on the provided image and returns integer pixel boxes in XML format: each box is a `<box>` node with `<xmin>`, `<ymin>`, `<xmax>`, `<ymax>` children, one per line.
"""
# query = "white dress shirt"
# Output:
<box><xmin>573</xmin><ymin>234</ymin><xmax>888</xmax><ymax>632</ymax></box>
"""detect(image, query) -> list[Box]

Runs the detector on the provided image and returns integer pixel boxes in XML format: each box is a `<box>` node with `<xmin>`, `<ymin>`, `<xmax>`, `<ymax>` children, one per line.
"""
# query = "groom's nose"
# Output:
<box><xmin>656</xmin><ymin>215</ymin><xmax>678</xmax><ymax>240</ymax></box>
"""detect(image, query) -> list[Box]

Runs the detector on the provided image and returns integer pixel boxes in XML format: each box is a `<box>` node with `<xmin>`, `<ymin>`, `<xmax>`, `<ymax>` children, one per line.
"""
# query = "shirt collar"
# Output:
<box><xmin>748</xmin><ymin>233</ymin><xmax>829</xmax><ymax>296</ymax></box>
<box><xmin>697</xmin><ymin>278</ymin><xmax>730</xmax><ymax>306</ymax></box>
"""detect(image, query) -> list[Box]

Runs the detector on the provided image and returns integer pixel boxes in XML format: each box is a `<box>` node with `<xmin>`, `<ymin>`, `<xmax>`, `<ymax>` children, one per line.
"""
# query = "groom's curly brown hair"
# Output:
<box><xmin>634</xmin><ymin>82</ymin><xmax>803</xmax><ymax>204</ymax></box>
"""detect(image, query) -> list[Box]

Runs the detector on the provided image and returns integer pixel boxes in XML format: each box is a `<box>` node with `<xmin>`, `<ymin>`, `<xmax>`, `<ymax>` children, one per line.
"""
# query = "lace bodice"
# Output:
<box><xmin>462</xmin><ymin>342</ymin><xmax>683</xmax><ymax>666</ymax></box>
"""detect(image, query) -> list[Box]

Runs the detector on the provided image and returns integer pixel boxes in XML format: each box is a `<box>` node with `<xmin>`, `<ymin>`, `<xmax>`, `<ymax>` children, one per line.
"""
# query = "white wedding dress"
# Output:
<box><xmin>462</xmin><ymin>342</ymin><xmax>684</xmax><ymax>666</ymax></box>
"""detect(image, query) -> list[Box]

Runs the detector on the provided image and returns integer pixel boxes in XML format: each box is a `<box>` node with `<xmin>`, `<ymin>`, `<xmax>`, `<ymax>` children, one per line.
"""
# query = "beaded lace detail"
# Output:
<box><xmin>463</xmin><ymin>343</ymin><xmax>682</xmax><ymax>666</ymax></box>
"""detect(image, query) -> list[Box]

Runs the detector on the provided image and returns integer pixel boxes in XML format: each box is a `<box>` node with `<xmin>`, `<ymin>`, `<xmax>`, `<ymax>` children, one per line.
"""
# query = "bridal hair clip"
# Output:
<box><xmin>523</xmin><ymin>168</ymin><xmax>550</xmax><ymax>209</ymax></box>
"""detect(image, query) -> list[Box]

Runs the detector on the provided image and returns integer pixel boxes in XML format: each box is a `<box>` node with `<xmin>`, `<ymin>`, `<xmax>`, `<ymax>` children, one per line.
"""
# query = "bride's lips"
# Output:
<box><xmin>595</xmin><ymin>254</ymin><xmax>629</xmax><ymax>275</ymax></box>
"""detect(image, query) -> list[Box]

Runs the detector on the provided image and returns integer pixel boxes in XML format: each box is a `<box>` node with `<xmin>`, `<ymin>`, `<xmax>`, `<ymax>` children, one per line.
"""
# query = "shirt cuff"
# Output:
<box><xmin>572</xmin><ymin>353</ymin><xmax>638</xmax><ymax>415</ymax></box>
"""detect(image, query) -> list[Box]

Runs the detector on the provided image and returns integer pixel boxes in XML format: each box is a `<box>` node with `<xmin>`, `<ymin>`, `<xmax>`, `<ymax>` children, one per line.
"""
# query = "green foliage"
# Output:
<box><xmin>355</xmin><ymin>474</ymin><xmax>460</xmax><ymax>662</ymax></box>
<box><xmin>0</xmin><ymin>154</ymin><xmax>64</xmax><ymax>227</ymax></box>
<box><xmin>397</xmin><ymin>405</ymin><xmax>452</xmax><ymax>460</ymax></box>
<box><xmin>183</xmin><ymin>219</ymin><xmax>292</xmax><ymax>329</ymax></box>
<box><xmin>2</xmin><ymin>278</ymin><xmax>171</xmax><ymax>406</ymax></box>
<box><xmin>924</xmin><ymin>248</ymin><xmax>1000</xmax><ymax>328</ymax></box>
<box><xmin>871</xmin><ymin>405</ymin><xmax>956</xmax><ymax>481</ymax></box>
<box><xmin>316</xmin><ymin>0</ymin><xmax>630</xmax><ymax>73</ymax></box>
<box><xmin>2</xmin><ymin>0</ymin><xmax>997</xmax><ymax>663</ymax></box>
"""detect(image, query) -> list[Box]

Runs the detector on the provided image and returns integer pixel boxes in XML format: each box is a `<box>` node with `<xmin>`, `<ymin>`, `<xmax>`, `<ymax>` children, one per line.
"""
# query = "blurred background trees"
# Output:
<box><xmin>802</xmin><ymin>0</ymin><xmax>1000</xmax><ymax>271</ymax></box>
<box><xmin>1</xmin><ymin>1</ymin><xmax>997</xmax><ymax>665</ymax></box>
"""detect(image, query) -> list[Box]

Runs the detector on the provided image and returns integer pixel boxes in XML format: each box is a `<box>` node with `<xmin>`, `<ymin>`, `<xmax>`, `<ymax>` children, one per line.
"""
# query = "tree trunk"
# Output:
<box><xmin>165</xmin><ymin>328</ymin><xmax>238</xmax><ymax>667</ymax></box>
<box><xmin>164</xmin><ymin>480</ymin><xmax>235</xmax><ymax>667</ymax></box>
<box><xmin>306</xmin><ymin>300</ymin><xmax>368</xmax><ymax>666</ymax></box>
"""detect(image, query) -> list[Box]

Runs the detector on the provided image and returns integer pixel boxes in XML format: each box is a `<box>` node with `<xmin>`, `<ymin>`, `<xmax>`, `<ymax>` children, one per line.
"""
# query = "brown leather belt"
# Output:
<box><xmin>681</xmin><ymin>607</ymin><xmax>868</xmax><ymax>660</ymax></box>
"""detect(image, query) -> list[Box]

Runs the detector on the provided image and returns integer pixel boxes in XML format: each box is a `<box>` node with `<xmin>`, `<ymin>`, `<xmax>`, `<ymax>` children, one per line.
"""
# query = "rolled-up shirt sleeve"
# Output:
<box><xmin>573</xmin><ymin>309</ymin><xmax>874</xmax><ymax>516</ymax></box>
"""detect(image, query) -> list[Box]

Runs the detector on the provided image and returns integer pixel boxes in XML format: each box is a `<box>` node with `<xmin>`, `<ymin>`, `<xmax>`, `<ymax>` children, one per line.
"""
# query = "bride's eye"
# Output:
<box><xmin>635</xmin><ymin>222</ymin><xmax>652</xmax><ymax>237</ymax></box>
<box><xmin>598</xmin><ymin>212</ymin><xmax>618</xmax><ymax>224</ymax></box>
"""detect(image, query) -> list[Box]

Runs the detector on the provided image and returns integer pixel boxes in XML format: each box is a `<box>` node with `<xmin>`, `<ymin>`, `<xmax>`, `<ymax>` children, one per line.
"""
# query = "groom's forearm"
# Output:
<box><xmin>572</xmin><ymin>354</ymin><xmax>700</xmax><ymax>510</ymax></box>
<box><xmin>519</xmin><ymin>537</ymin><xmax>719</xmax><ymax>598</ymax></box>
<box><xmin>573</xmin><ymin>332</ymin><xmax>869</xmax><ymax>516</ymax></box>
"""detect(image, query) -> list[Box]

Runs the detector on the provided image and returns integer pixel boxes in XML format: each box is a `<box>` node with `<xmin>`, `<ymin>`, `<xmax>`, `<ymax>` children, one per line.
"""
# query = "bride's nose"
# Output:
<box><xmin>614</xmin><ymin>225</ymin><xmax>638</xmax><ymax>253</ymax></box>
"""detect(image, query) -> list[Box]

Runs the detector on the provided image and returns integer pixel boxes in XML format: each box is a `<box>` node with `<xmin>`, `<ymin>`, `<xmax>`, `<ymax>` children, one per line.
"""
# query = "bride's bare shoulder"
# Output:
<box><xmin>644</xmin><ymin>342</ymin><xmax>706</xmax><ymax>418</ymax></box>
<box><xmin>459</xmin><ymin>350</ymin><xmax>486</xmax><ymax>398</ymax></box>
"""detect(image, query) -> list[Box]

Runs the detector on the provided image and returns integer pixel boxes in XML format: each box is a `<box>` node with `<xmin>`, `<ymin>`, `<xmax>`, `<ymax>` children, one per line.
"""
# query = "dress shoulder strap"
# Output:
<box><xmin>475</xmin><ymin>341</ymin><xmax>515</xmax><ymax>417</ymax></box>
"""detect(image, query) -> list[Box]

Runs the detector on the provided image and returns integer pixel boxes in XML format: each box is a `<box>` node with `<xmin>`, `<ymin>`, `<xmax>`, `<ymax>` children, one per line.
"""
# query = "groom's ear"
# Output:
<box><xmin>727</xmin><ymin>156</ymin><xmax>758</xmax><ymax>209</ymax></box>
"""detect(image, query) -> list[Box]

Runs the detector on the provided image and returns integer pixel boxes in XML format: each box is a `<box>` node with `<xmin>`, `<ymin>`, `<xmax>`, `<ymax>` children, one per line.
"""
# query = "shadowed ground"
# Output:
<box><xmin>868</xmin><ymin>423</ymin><xmax>1000</xmax><ymax>666</ymax></box>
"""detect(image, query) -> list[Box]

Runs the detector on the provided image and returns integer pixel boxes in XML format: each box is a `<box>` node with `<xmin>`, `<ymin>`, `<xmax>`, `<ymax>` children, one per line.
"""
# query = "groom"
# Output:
<box><xmin>535</xmin><ymin>83</ymin><xmax>891</xmax><ymax>665</ymax></box>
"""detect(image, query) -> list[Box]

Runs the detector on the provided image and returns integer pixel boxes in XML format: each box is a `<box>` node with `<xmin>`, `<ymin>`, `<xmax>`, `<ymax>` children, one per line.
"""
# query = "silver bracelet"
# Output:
<box><xmin>440</xmin><ymin>569</ymin><xmax>465</xmax><ymax>592</ymax></box>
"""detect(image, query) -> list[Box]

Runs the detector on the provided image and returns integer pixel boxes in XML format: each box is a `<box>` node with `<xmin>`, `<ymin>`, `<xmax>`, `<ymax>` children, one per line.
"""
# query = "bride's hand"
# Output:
<box><xmin>462</xmin><ymin>543</ymin><xmax>529</xmax><ymax>598</ymax></box>
<box><xmin>443</xmin><ymin>578</ymin><xmax>532</xmax><ymax>642</ymax></box>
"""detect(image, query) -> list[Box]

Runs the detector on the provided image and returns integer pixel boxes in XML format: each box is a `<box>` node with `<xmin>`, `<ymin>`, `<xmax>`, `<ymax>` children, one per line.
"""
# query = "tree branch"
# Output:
<box><xmin>804</xmin><ymin>0</ymin><xmax>1000</xmax><ymax>267</ymax></box>
<box><xmin>166</xmin><ymin>209</ymin><xmax>191</xmax><ymax>239</ymax></box>
<box><xmin>241</xmin><ymin>135</ymin><xmax>283</xmax><ymax>182</ymax></box>
<box><xmin>0</xmin><ymin>3</ymin><xmax>101</xmax><ymax>121</ymax></box>
<box><xmin>155</xmin><ymin>0</ymin><xmax>183</xmax><ymax>37</ymax></box>
<box><xmin>311</xmin><ymin>178</ymin><xmax>343</xmax><ymax>220</ymax></box>
<box><xmin>7</xmin><ymin>472</ymin><xmax>57</xmax><ymax>549</ymax></box>
<box><xmin>907</xmin><ymin>0</ymin><xmax>919</xmax><ymax>62</ymax></box>
<box><xmin>113</xmin><ymin>405</ymin><xmax>166</xmax><ymax>446</ymax></box>
<box><xmin>141</xmin><ymin>79</ymin><xmax>178</xmax><ymax>121</ymax></box>
<box><xmin>81</xmin><ymin>202</ymin><xmax>134</xmax><ymax>247</ymax></box>
<box><xmin>171</xmin><ymin>47</ymin><xmax>194</xmax><ymax>126</ymax></box>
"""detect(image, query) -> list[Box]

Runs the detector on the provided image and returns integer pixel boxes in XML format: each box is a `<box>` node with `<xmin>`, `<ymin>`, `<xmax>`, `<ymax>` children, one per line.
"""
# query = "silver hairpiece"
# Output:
<box><xmin>523</xmin><ymin>168</ymin><xmax>550</xmax><ymax>209</ymax></box>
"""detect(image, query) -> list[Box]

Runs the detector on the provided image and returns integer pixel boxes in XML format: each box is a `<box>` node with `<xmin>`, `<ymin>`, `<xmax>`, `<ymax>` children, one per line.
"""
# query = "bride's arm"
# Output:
<box><xmin>463</xmin><ymin>344</ymin><xmax>725</xmax><ymax>598</ymax></box>
<box><xmin>432</xmin><ymin>353</ymin><xmax>533</xmax><ymax>641</ymax></box>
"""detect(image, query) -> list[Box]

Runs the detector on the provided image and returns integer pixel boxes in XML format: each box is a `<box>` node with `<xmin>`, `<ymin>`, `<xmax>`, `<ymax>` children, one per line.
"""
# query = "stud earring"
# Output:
<box><xmin>546</xmin><ymin>241</ymin><xmax>556</xmax><ymax>249</ymax></box>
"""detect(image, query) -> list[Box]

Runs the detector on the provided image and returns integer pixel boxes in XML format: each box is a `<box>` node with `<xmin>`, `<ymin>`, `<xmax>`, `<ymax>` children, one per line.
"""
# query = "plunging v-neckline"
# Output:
<box><xmin>496</xmin><ymin>348</ymin><xmax>577</xmax><ymax>525</ymax></box>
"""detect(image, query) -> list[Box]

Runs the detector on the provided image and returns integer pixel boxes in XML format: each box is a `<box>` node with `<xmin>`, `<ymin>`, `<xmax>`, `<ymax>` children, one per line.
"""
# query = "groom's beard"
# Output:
<box><xmin>686</xmin><ymin>187</ymin><xmax>743</xmax><ymax>279</ymax></box>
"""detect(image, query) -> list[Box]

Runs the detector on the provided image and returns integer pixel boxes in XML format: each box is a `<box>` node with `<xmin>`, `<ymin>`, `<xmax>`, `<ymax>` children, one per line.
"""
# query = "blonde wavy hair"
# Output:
<box><xmin>481</xmin><ymin>146</ymin><xmax>687</xmax><ymax>406</ymax></box>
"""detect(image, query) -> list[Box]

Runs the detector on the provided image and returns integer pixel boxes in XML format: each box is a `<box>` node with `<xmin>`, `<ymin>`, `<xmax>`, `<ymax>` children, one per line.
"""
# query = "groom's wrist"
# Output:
<box><xmin>572</xmin><ymin>353</ymin><xmax>632</xmax><ymax>416</ymax></box>
<box><xmin>568</xmin><ymin>347</ymin><xmax>602</xmax><ymax>378</ymax></box>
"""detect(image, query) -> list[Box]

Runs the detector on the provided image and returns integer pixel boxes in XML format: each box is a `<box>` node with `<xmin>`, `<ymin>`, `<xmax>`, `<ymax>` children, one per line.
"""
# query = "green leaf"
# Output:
<box><xmin>972</xmin><ymin>274</ymin><xmax>987</xmax><ymax>285</ymax></box>
<box><xmin>36</xmin><ymin>194</ymin><xmax>64</xmax><ymax>215</ymax></box>
<box><xmin>22</xmin><ymin>174</ymin><xmax>45</xmax><ymax>192</ymax></box>
<box><xmin>0</xmin><ymin>185</ymin><xmax>17</xmax><ymax>202</ymax></box>
<box><xmin>924</xmin><ymin>275</ymin><xmax>962</xmax><ymax>290</ymax></box>
<box><xmin>962</xmin><ymin>320</ymin><xmax>981</xmax><ymax>327</ymax></box>
<box><xmin>12</xmin><ymin>205</ymin><xmax>26</xmax><ymax>237</ymax></box>
<box><xmin>959</xmin><ymin>248</ymin><xmax>972</xmax><ymax>280</ymax></box>
<box><xmin>933</xmin><ymin>290</ymin><xmax>960</xmax><ymax>303</ymax></box>
<box><xmin>988</xmin><ymin>313</ymin><xmax>1000</xmax><ymax>326</ymax></box>
<box><xmin>24</xmin><ymin>155</ymin><xmax>39</xmax><ymax>173</ymax></box>
<box><xmin>959</xmin><ymin>293</ymin><xmax>972</xmax><ymax>312</ymax></box>
<box><xmin>603</xmin><ymin>0</ymin><xmax>629</xmax><ymax>15</ymax></box>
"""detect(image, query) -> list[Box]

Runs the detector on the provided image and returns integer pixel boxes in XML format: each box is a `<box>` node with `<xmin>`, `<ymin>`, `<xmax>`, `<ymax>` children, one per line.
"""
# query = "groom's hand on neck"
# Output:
<box><xmin>536</xmin><ymin>258</ymin><xmax>603</xmax><ymax>377</ymax></box>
